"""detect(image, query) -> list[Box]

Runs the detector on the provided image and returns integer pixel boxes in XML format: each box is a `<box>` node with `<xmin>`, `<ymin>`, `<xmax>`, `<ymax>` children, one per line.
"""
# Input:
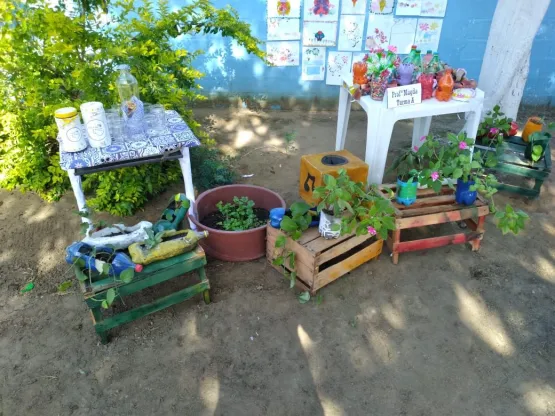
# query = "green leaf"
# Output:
<box><xmin>75</xmin><ymin>267</ymin><xmax>88</xmax><ymax>282</ymax></box>
<box><xmin>57</xmin><ymin>280</ymin><xmax>73</xmax><ymax>292</ymax></box>
<box><xmin>20</xmin><ymin>282</ymin><xmax>35</xmax><ymax>294</ymax></box>
<box><xmin>101</xmin><ymin>300</ymin><xmax>109</xmax><ymax>309</ymax></box>
<box><xmin>298</xmin><ymin>291</ymin><xmax>311</xmax><ymax>304</ymax></box>
<box><xmin>280</xmin><ymin>216</ymin><xmax>298</xmax><ymax>233</ymax></box>
<box><xmin>101</xmin><ymin>263</ymin><xmax>111</xmax><ymax>276</ymax></box>
<box><xmin>290</xmin><ymin>201</ymin><xmax>311</xmax><ymax>217</ymax></box>
<box><xmin>106</xmin><ymin>288</ymin><xmax>116</xmax><ymax>306</ymax></box>
<box><xmin>275</xmin><ymin>235</ymin><xmax>286</xmax><ymax>248</ymax></box>
<box><xmin>452</xmin><ymin>168</ymin><xmax>463</xmax><ymax>179</ymax></box>
<box><xmin>323</xmin><ymin>174</ymin><xmax>336</xmax><ymax>187</ymax></box>
<box><xmin>330</xmin><ymin>223</ymin><xmax>341</xmax><ymax>232</ymax></box>
<box><xmin>289</xmin><ymin>252</ymin><xmax>296</xmax><ymax>269</ymax></box>
<box><xmin>120</xmin><ymin>268</ymin><xmax>135</xmax><ymax>283</ymax></box>
<box><xmin>289</xmin><ymin>271</ymin><xmax>297</xmax><ymax>288</ymax></box>
<box><xmin>272</xmin><ymin>257</ymin><xmax>284</xmax><ymax>267</ymax></box>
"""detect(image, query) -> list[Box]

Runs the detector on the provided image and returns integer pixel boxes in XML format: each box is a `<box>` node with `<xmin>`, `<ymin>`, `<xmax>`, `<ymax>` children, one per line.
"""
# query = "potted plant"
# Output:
<box><xmin>365</xmin><ymin>45</ymin><xmax>400</xmax><ymax>101</ymax></box>
<box><xmin>477</xmin><ymin>104</ymin><xmax>517</xmax><ymax>145</ymax></box>
<box><xmin>189</xmin><ymin>185</ymin><xmax>286</xmax><ymax>261</ymax></box>
<box><xmin>524</xmin><ymin>122</ymin><xmax>553</xmax><ymax>162</ymax></box>
<box><xmin>153</xmin><ymin>193</ymin><xmax>190</xmax><ymax>233</ymax></box>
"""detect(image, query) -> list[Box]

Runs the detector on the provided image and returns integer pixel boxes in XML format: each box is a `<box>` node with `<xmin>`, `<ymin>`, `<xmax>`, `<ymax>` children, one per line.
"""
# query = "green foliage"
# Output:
<box><xmin>477</xmin><ymin>104</ymin><xmax>513</xmax><ymax>143</ymax></box>
<box><xmin>528</xmin><ymin>132</ymin><xmax>551</xmax><ymax>163</ymax></box>
<box><xmin>216</xmin><ymin>196</ymin><xmax>266</xmax><ymax>231</ymax></box>
<box><xmin>387</xmin><ymin>149</ymin><xmax>423</xmax><ymax>182</ymax></box>
<box><xmin>0</xmin><ymin>0</ymin><xmax>263</xmax><ymax>214</ymax></box>
<box><xmin>144</xmin><ymin>228</ymin><xmax>164</xmax><ymax>249</ymax></box>
<box><xmin>284</xmin><ymin>130</ymin><xmax>296</xmax><ymax>153</ymax></box>
<box><xmin>57</xmin><ymin>280</ymin><xmax>73</xmax><ymax>292</ymax></box>
<box><xmin>495</xmin><ymin>205</ymin><xmax>529</xmax><ymax>235</ymax></box>
<box><xmin>191</xmin><ymin>147</ymin><xmax>236</xmax><ymax>192</ymax></box>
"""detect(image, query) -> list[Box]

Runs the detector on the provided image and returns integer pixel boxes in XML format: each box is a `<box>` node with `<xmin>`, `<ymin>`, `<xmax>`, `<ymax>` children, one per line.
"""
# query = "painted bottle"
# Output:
<box><xmin>521</xmin><ymin>116</ymin><xmax>543</xmax><ymax>142</ymax></box>
<box><xmin>54</xmin><ymin>107</ymin><xmax>88</xmax><ymax>152</ymax></box>
<box><xmin>353</xmin><ymin>61</ymin><xmax>368</xmax><ymax>85</ymax></box>
<box><xmin>402</xmin><ymin>45</ymin><xmax>417</xmax><ymax>64</ymax></box>
<box><xmin>436</xmin><ymin>68</ymin><xmax>454</xmax><ymax>101</ymax></box>
<box><xmin>421</xmin><ymin>50</ymin><xmax>433</xmax><ymax>73</ymax></box>
<box><xmin>429</xmin><ymin>52</ymin><xmax>441</xmax><ymax>73</ymax></box>
<box><xmin>80</xmin><ymin>102</ymin><xmax>111</xmax><ymax>148</ymax></box>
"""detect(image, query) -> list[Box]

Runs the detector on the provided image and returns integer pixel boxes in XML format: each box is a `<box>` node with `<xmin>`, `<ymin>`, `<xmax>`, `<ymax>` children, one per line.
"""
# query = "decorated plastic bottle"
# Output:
<box><xmin>422</xmin><ymin>50</ymin><xmax>433</xmax><ymax>73</ymax></box>
<box><xmin>430</xmin><ymin>53</ymin><xmax>441</xmax><ymax>74</ymax></box>
<box><xmin>353</xmin><ymin>61</ymin><xmax>368</xmax><ymax>85</ymax></box>
<box><xmin>402</xmin><ymin>45</ymin><xmax>417</xmax><ymax>64</ymax></box>
<box><xmin>436</xmin><ymin>68</ymin><xmax>454</xmax><ymax>101</ymax></box>
<box><xmin>115</xmin><ymin>64</ymin><xmax>144</xmax><ymax>134</ymax></box>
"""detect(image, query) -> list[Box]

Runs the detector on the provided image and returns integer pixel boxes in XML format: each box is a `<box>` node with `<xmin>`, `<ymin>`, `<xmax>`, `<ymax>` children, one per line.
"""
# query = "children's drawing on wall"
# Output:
<box><xmin>420</xmin><ymin>0</ymin><xmax>447</xmax><ymax>17</ymax></box>
<box><xmin>396</xmin><ymin>0</ymin><xmax>421</xmax><ymax>15</ymax></box>
<box><xmin>302</xmin><ymin>46</ymin><xmax>326</xmax><ymax>80</ymax></box>
<box><xmin>389</xmin><ymin>18</ymin><xmax>417</xmax><ymax>53</ymax></box>
<box><xmin>365</xmin><ymin>14</ymin><xmax>394</xmax><ymax>50</ymax></box>
<box><xmin>268</xmin><ymin>0</ymin><xmax>301</xmax><ymax>18</ymax></box>
<box><xmin>304</xmin><ymin>0</ymin><xmax>339</xmax><ymax>21</ymax></box>
<box><xmin>414</xmin><ymin>18</ymin><xmax>443</xmax><ymax>51</ymax></box>
<box><xmin>369</xmin><ymin>0</ymin><xmax>395</xmax><ymax>14</ymax></box>
<box><xmin>303</xmin><ymin>20</ymin><xmax>338</xmax><ymax>46</ymax></box>
<box><xmin>338</xmin><ymin>15</ymin><xmax>366</xmax><ymax>51</ymax></box>
<box><xmin>326</xmin><ymin>51</ymin><xmax>352</xmax><ymax>85</ymax></box>
<box><xmin>352</xmin><ymin>52</ymin><xmax>367</xmax><ymax>66</ymax></box>
<box><xmin>341</xmin><ymin>0</ymin><xmax>367</xmax><ymax>15</ymax></box>
<box><xmin>266</xmin><ymin>41</ymin><xmax>300</xmax><ymax>66</ymax></box>
<box><xmin>267</xmin><ymin>17</ymin><xmax>301</xmax><ymax>41</ymax></box>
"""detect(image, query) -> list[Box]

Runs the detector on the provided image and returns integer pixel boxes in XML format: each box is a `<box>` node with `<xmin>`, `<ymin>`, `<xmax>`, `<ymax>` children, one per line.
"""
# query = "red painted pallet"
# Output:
<box><xmin>378</xmin><ymin>185</ymin><xmax>490</xmax><ymax>264</ymax></box>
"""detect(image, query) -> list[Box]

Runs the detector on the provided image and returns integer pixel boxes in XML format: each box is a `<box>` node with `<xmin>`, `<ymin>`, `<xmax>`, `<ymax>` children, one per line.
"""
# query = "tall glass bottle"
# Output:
<box><xmin>115</xmin><ymin>64</ymin><xmax>144</xmax><ymax>134</ymax></box>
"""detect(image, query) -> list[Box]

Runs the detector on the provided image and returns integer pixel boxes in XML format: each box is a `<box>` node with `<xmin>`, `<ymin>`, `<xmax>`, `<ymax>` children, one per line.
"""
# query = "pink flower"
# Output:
<box><xmin>388</xmin><ymin>45</ymin><xmax>398</xmax><ymax>53</ymax></box>
<box><xmin>431</xmin><ymin>171</ymin><xmax>439</xmax><ymax>181</ymax></box>
<box><xmin>490</xmin><ymin>127</ymin><xmax>499</xmax><ymax>135</ymax></box>
<box><xmin>420</xmin><ymin>135</ymin><xmax>426</xmax><ymax>142</ymax></box>
<box><xmin>413</xmin><ymin>145</ymin><xmax>419</xmax><ymax>152</ymax></box>
<box><xmin>380</xmin><ymin>69</ymin><xmax>390</xmax><ymax>78</ymax></box>
<box><xmin>367</xmin><ymin>226</ymin><xmax>377</xmax><ymax>236</ymax></box>
<box><xmin>458</xmin><ymin>141</ymin><xmax>468</xmax><ymax>150</ymax></box>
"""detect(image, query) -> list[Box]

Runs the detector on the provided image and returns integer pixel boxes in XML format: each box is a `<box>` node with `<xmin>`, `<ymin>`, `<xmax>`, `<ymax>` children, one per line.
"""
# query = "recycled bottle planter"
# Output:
<box><xmin>153</xmin><ymin>194</ymin><xmax>190</xmax><ymax>234</ymax></box>
<box><xmin>522</xmin><ymin>116</ymin><xmax>543</xmax><ymax>143</ymax></box>
<box><xmin>396</xmin><ymin>177</ymin><xmax>418</xmax><ymax>206</ymax></box>
<box><xmin>436</xmin><ymin>69</ymin><xmax>454</xmax><ymax>101</ymax></box>
<box><xmin>397</xmin><ymin>63</ymin><xmax>415</xmax><ymax>86</ymax></box>
<box><xmin>455</xmin><ymin>179</ymin><xmax>477</xmax><ymax>206</ymax></box>
<box><xmin>318</xmin><ymin>211</ymin><xmax>342</xmax><ymax>239</ymax></box>
<box><xmin>524</xmin><ymin>132</ymin><xmax>551</xmax><ymax>162</ymax></box>
<box><xmin>370</xmin><ymin>76</ymin><xmax>388</xmax><ymax>101</ymax></box>
<box><xmin>353</xmin><ymin>61</ymin><xmax>368</xmax><ymax>85</ymax></box>
<box><xmin>418</xmin><ymin>73</ymin><xmax>435</xmax><ymax>100</ymax></box>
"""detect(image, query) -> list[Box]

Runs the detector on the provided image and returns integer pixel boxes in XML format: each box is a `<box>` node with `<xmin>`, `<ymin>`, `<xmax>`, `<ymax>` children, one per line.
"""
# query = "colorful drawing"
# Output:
<box><xmin>365</xmin><ymin>14</ymin><xmax>394</xmax><ymax>49</ymax></box>
<box><xmin>302</xmin><ymin>46</ymin><xmax>326</xmax><ymax>81</ymax></box>
<box><xmin>342</xmin><ymin>0</ymin><xmax>367</xmax><ymax>14</ymax></box>
<box><xmin>370</xmin><ymin>0</ymin><xmax>395</xmax><ymax>14</ymax></box>
<box><xmin>277</xmin><ymin>0</ymin><xmax>291</xmax><ymax>15</ymax></box>
<box><xmin>267</xmin><ymin>17</ymin><xmax>301</xmax><ymax>41</ymax></box>
<box><xmin>389</xmin><ymin>18</ymin><xmax>417</xmax><ymax>53</ymax></box>
<box><xmin>266</xmin><ymin>41</ymin><xmax>300</xmax><ymax>66</ymax></box>
<box><xmin>326</xmin><ymin>51</ymin><xmax>353</xmax><ymax>85</ymax></box>
<box><xmin>420</xmin><ymin>0</ymin><xmax>447</xmax><ymax>17</ymax></box>
<box><xmin>414</xmin><ymin>18</ymin><xmax>443</xmax><ymax>51</ymax></box>
<box><xmin>338</xmin><ymin>15</ymin><xmax>366</xmax><ymax>51</ymax></box>
<box><xmin>396</xmin><ymin>0</ymin><xmax>422</xmax><ymax>15</ymax></box>
<box><xmin>303</xmin><ymin>20</ymin><xmax>338</xmax><ymax>46</ymax></box>
<box><xmin>303</xmin><ymin>0</ymin><xmax>338</xmax><ymax>20</ymax></box>
<box><xmin>268</xmin><ymin>0</ymin><xmax>301</xmax><ymax>18</ymax></box>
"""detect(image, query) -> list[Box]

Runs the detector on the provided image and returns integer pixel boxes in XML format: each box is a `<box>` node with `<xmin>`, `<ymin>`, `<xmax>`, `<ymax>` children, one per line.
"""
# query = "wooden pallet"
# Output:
<box><xmin>266</xmin><ymin>226</ymin><xmax>383</xmax><ymax>294</ymax></box>
<box><xmin>475</xmin><ymin>136</ymin><xmax>552</xmax><ymax>199</ymax></box>
<box><xmin>77</xmin><ymin>245</ymin><xmax>210</xmax><ymax>343</ymax></box>
<box><xmin>377</xmin><ymin>185</ymin><xmax>490</xmax><ymax>264</ymax></box>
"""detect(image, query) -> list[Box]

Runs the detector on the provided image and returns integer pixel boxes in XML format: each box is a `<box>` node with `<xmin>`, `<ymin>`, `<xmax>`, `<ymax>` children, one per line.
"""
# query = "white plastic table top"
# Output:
<box><xmin>335</xmin><ymin>77</ymin><xmax>485</xmax><ymax>184</ymax></box>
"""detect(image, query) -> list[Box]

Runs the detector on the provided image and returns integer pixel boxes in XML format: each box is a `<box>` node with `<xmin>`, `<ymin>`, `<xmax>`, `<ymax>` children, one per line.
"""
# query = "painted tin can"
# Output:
<box><xmin>80</xmin><ymin>102</ymin><xmax>112</xmax><ymax>148</ymax></box>
<box><xmin>54</xmin><ymin>107</ymin><xmax>88</xmax><ymax>153</ymax></box>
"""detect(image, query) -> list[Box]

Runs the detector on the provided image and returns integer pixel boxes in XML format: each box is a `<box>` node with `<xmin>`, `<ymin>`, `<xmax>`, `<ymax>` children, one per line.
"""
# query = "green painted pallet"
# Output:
<box><xmin>77</xmin><ymin>245</ymin><xmax>210</xmax><ymax>344</ymax></box>
<box><xmin>475</xmin><ymin>136</ymin><xmax>552</xmax><ymax>199</ymax></box>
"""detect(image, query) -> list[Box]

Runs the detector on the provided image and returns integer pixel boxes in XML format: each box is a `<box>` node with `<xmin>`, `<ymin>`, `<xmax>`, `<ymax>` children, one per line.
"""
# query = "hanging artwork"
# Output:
<box><xmin>338</xmin><ymin>15</ymin><xmax>366</xmax><ymax>51</ymax></box>
<box><xmin>341</xmin><ymin>0</ymin><xmax>367</xmax><ymax>15</ymax></box>
<box><xmin>266</xmin><ymin>41</ymin><xmax>300</xmax><ymax>66</ymax></box>
<box><xmin>268</xmin><ymin>0</ymin><xmax>301</xmax><ymax>18</ymax></box>
<box><xmin>352</xmin><ymin>52</ymin><xmax>367</xmax><ymax>66</ymax></box>
<box><xmin>396</xmin><ymin>0</ymin><xmax>422</xmax><ymax>15</ymax></box>
<box><xmin>303</xmin><ymin>0</ymin><xmax>339</xmax><ymax>21</ymax></box>
<box><xmin>369</xmin><ymin>0</ymin><xmax>395</xmax><ymax>14</ymax></box>
<box><xmin>303</xmin><ymin>20</ymin><xmax>338</xmax><ymax>47</ymax></box>
<box><xmin>302</xmin><ymin>47</ymin><xmax>326</xmax><ymax>81</ymax></box>
<box><xmin>365</xmin><ymin>14</ymin><xmax>394</xmax><ymax>50</ymax></box>
<box><xmin>326</xmin><ymin>51</ymin><xmax>352</xmax><ymax>85</ymax></box>
<box><xmin>420</xmin><ymin>0</ymin><xmax>447</xmax><ymax>17</ymax></box>
<box><xmin>267</xmin><ymin>18</ymin><xmax>301</xmax><ymax>41</ymax></box>
<box><xmin>414</xmin><ymin>18</ymin><xmax>443</xmax><ymax>51</ymax></box>
<box><xmin>389</xmin><ymin>18</ymin><xmax>417</xmax><ymax>53</ymax></box>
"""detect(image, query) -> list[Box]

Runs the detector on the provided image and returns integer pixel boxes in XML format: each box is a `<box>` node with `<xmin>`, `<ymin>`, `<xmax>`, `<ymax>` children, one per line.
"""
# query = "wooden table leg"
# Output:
<box><xmin>197</xmin><ymin>266</ymin><xmax>211</xmax><ymax>304</ymax></box>
<box><xmin>90</xmin><ymin>308</ymin><xmax>109</xmax><ymax>344</ymax></box>
<box><xmin>391</xmin><ymin>229</ymin><xmax>401</xmax><ymax>265</ymax></box>
<box><xmin>470</xmin><ymin>215</ymin><xmax>486</xmax><ymax>252</ymax></box>
<box><xmin>531</xmin><ymin>178</ymin><xmax>544</xmax><ymax>199</ymax></box>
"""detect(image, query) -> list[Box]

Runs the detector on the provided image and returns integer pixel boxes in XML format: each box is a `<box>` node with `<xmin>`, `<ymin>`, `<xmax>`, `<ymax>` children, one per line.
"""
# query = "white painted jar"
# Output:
<box><xmin>54</xmin><ymin>107</ymin><xmax>88</xmax><ymax>153</ymax></box>
<box><xmin>319</xmin><ymin>211</ymin><xmax>342</xmax><ymax>239</ymax></box>
<box><xmin>80</xmin><ymin>102</ymin><xmax>111</xmax><ymax>148</ymax></box>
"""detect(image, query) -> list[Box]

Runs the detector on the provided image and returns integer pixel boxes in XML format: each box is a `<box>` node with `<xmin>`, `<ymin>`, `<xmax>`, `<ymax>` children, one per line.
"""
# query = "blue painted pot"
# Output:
<box><xmin>396</xmin><ymin>177</ymin><xmax>418</xmax><ymax>206</ymax></box>
<box><xmin>455</xmin><ymin>179</ymin><xmax>477</xmax><ymax>205</ymax></box>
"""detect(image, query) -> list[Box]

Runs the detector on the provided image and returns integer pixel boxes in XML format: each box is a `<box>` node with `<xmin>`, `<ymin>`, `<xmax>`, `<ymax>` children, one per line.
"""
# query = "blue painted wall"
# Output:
<box><xmin>172</xmin><ymin>0</ymin><xmax>555</xmax><ymax>105</ymax></box>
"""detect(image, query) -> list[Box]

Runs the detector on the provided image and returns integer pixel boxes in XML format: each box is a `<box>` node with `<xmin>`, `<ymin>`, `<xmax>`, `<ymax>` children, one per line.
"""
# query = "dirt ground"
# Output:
<box><xmin>1</xmin><ymin>107</ymin><xmax>554</xmax><ymax>415</ymax></box>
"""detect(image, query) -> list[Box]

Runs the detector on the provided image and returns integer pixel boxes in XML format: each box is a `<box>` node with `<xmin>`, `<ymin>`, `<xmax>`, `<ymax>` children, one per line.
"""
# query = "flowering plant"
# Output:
<box><xmin>365</xmin><ymin>45</ymin><xmax>400</xmax><ymax>80</ymax></box>
<box><xmin>477</xmin><ymin>104</ymin><xmax>515</xmax><ymax>144</ymax></box>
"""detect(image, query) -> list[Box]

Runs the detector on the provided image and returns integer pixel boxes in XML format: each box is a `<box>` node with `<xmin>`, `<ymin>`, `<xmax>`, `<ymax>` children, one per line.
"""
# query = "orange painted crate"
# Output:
<box><xmin>266</xmin><ymin>225</ymin><xmax>383</xmax><ymax>294</ymax></box>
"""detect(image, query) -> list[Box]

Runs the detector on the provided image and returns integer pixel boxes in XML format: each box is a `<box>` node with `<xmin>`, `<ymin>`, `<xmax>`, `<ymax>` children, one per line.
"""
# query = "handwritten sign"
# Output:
<box><xmin>386</xmin><ymin>84</ymin><xmax>422</xmax><ymax>109</ymax></box>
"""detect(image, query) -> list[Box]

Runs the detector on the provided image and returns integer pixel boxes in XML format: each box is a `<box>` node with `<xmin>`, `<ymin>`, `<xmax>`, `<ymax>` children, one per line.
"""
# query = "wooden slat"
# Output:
<box><xmin>394</xmin><ymin>194</ymin><xmax>455</xmax><ymax>212</ymax></box>
<box><xmin>494</xmin><ymin>183</ymin><xmax>540</xmax><ymax>198</ymax></box>
<box><xmin>380</xmin><ymin>183</ymin><xmax>454</xmax><ymax>198</ymax></box>
<box><xmin>396</xmin><ymin>205</ymin><xmax>489</xmax><ymax>229</ymax></box>
<box><xmin>266</xmin><ymin>247</ymin><xmax>317</xmax><ymax>288</ymax></box>
<box><xmin>268</xmin><ymin>261</ymin><xmax>312</xmax><ymax>292</ymax></box>
<box><xmin>304</xmin><ymin>232</ymin><xmax>355</xmax><ymax>255</ymax></box>
<box><xmin>313</xmin><ymin>239</ymin><xmax>383</xmax><ymax>292</ymax></box>
<box><xmin>296</xmin><ymin>227</ymin><xmax>321</xmax><ymax>245</ymax></box>
<box><xmin>396</xmin><ymin>203</ymin><xmax>473</xmax><ymax>218</ymax></box>
<box><xmin>317</xmin><ymin>233</ymin><xmax>374</xmax><ymax>266</ymax></box>
<box><xmin>493</xmin><ymin>162</ymin><xmax>550</xmax><ymax>179</ymax></box>
<box><xmin>393</xmin><ymin>232</ymin><xmax>481</xmax><ymax>253</ymax></box>
<box><xmin>464</xmin><ymin>218</ymin><xmax>478</xmax><ymax>231</ymax></box>
<box><xmin>266</xmin><ymin>226</ymin><xmax>316</xmax><ymax>271</ymax></box>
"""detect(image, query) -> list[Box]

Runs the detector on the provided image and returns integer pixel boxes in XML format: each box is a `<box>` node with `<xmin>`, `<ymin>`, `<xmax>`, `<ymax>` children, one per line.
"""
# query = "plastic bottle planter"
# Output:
<box><xmin>524</xmin><ymin>132</ymin><xmax>551</xmax><ymax>162</ymax></box>
<box><xmin>522</xmin><ymin>117</ymin><xmax>543</xmax><ymax>143</ymax></box>
<box><xmin>397</xmin><ymin>63</ymin><xmax>415</xmax><ymax>86</ymax></box>
<box><xmin>370</xmin><ymin>77</ymin><xmax>387</xmax><ymax>101</ymax></box>
<box><xmin>153</xmin><ymin>194</ymin><xmax>190</xmax><ymax>233</ymax></box>
<box><xmin>319</xmin><ymin>211</ymin><xmax>341</xmax><ymax>239</ymax></box>
<box><xmin>418</xmin><ymin>73</ymin><xmax>435</xmax><ymax>100</ymax></box>
<box><xmin>396</xmin><ymin>177</ymin><xmax>418</xmax><ymax>206</ymax></box>
<box><xmin>455</xmin><ymin>179</ymin><xmax>477</xmax><ymax>206</ymax></box>
<box><xmin>82</xmin><ymin>221</ymin><xmax>153</xmax><ymax>250</ymax></box>
<box><xmin>65</xmin><ymin>242</ymin><xmax>143</xmax><ymax>277</ymax></box>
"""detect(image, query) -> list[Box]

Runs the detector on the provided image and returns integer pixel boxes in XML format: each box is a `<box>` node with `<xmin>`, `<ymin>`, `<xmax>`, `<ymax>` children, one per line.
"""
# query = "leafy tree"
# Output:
<box><xmin>0</xmin><ymin>0</ymin><xmax>264</xmax><ymax>215</ymax></box>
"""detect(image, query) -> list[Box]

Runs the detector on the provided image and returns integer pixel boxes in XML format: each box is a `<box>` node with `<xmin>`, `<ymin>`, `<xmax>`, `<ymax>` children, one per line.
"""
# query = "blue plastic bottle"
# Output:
<box><xmin>65</xmin><ymin>242</ymin><xmax>143</xmax><ymax>276</ymax></box>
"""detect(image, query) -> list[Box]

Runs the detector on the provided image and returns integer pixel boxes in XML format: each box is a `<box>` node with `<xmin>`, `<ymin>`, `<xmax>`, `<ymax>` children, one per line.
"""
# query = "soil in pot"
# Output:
<box><xmin>200</xmin><ymin>208</ymin><xmax>270</xmax><ymax>231</ymax></box>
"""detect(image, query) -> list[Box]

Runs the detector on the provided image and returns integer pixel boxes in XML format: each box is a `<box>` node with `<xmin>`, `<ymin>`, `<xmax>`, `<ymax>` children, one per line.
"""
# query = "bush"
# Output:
<box><xmin>0</xmin><ymin>0</ymin><xmax>263</xmax><ymax>213</ymax></box>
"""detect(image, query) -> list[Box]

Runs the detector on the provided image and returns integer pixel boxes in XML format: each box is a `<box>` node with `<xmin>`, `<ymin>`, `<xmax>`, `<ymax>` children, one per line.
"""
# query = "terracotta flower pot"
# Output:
<box><xmin>189</xmin><ymin>185</ymin><xmax>286</xmax><ymax>262</ymax></box>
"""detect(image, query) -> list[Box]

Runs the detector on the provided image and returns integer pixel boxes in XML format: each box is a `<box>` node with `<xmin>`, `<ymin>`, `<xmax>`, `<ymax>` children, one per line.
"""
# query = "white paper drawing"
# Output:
<box><xmin>326</xmin><ymin>51</ymin><xmax>352</xmax><ymax>85</ymax></box>
<box><xmin>268</xmin><ymin>0</ymin><xmax>301</xmax><ymax>18</ymax></box>
<box><xmin>338</xmin><ymin>15</ymin><xmax>366</xmax><ymax>51</ymax></box>
<box><xmin>365</xmin><ymin>14</ymin><xmax>394</xmax><ymax>50</ymax></box>
<box><xmin>396</xmin><ymin>0</ymin><xmax>421</xmax><ymax>15</ymax></box>
<box><xmin>302</xmin><ymin>46</ymin><xmax>326</xmax><ymax>80</ymax></box>
<box><xmin>267</xmin><ymin>18</ymin><xmax>301</xmax><ymax>40</ymax></box>
<box><xmin>303</xmin><ymin>20</ymin><xmax>338</xmax><ymax>47</ymax></box>
<box><xmin>266</xmin><ymin>41</ymin><xmax>300</xmax><ymax>66</ymax></box>
<box><xmin>414</xmin><ymin>18</ymin><xmax>443</xmax><ymax>51</ymax></box>
<box><xmin>303</xmin><ymin>0</ymin><xmax>339</xmax><ymax>21</ymax></box>
<box><xmin>369</xmin><ymin>0</ymin><xmax>395</xmax><ymax>14</ymax></box>
<box><xmin>420</xmin><ymin>0</ymin><xmax>447</xmax><ymax>17</ymax></box>
<box><xmin>389</xmin><ymin>18</ymin><xmax>417</xmax><ymax>54</ymax></box>
<box><xmin>342</xmin><ymin>0</ymin><xmax>367</xmax><ymax>14</ymax></box>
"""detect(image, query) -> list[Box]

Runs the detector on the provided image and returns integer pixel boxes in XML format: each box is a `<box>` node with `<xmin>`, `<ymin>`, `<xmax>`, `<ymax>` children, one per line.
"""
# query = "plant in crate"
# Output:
<box><xmin>477</xmin><ymin>104</ymin><xmax>517</xmax><ymax>144</ymax></box>
<box><xmin>525</xmin><ymin>122</ymin><xmax>553</xmax><ymax>163</ymax></box>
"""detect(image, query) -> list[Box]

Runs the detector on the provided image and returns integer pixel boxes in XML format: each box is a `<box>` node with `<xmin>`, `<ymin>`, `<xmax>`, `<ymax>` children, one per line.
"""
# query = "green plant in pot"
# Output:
<box><xmin>153</xmin><ymin>194</ymin><xmax>190</xmax><ymax>233</ymax></box>
<box><xmin>525</xmin><ymin>122</ymin><xmax>553</xmax><ymax>163</ymax></box>
<box><xmin>477</xmin><ymin>104</ymin><xmax>516</xmax><ymax>145</ymax></box>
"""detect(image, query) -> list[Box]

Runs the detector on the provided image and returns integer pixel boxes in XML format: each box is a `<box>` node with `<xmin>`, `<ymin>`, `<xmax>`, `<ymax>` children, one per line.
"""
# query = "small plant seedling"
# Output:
<box><xmin>216</xmin><ymin>196</ymin><xmax>266</xmax><ymax>231</ymax></box>
<box><xmin>284</xmin><ymin>130</ymin><xmax>296</xmax><ymax>153</ymax></box>
<box><xmin>57</xmin><ymin>280</ymin><xmax>73</xmax><ymax>293</ymax></box>
<box><xmin>144</xmin><ymin>228</ymin><xmax>164</xmax><ymax>250</ymax></box>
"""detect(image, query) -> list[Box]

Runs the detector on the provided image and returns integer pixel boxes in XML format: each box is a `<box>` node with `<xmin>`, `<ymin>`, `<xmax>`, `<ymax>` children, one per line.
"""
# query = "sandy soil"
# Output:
<box><xmin>0</xmin><ymin>107</ymin><xmax>554</xmax><ymax>415</ymax></box>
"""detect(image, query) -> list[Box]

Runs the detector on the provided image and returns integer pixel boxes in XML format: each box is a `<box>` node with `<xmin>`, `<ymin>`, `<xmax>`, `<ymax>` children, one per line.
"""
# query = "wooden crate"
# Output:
<box><xmin>377</xmin><ymin>185</ymin><xmax>490</xmax><ymax>264</ymax></box>
<box><xmin>266</xmin><ymin>226</ymin><xmax>383</xmax><ymax>294</ymax></box>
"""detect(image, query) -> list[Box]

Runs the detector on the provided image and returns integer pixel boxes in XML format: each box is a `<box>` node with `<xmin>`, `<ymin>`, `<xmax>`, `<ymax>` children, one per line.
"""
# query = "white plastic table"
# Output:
<box><xmin>335</xmin><ymin>77</ymin><xmax>485</xmax><ymax>184</ymax></box>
